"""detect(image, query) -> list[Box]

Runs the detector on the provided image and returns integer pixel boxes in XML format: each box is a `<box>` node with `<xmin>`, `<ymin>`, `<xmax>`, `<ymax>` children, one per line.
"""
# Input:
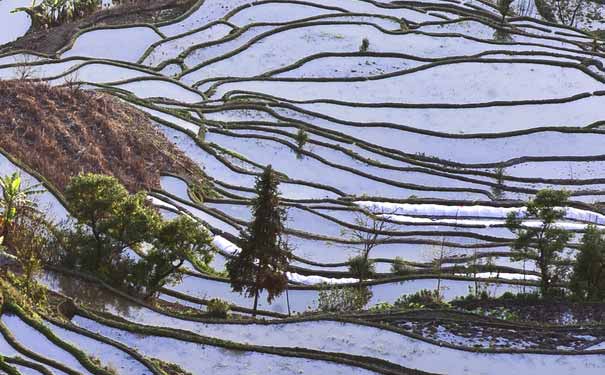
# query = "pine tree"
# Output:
<box><xmin>497</xmin><ymin>0</ymin><xmax>515</xmax><ymax>23</ymax></box>
<box><xmin>295</xmin><ymin>128</ymin><xmax>309</xmax><ymax>159</ymax></box>
<box><xmin>226</xmin><ymin>165</ymin><xmax>291</xmax><ymax>315</ymax></box>
<box><xmin>506</xmin><ymin>189</ymin><xmax>571</xmax><ymax>296</ymax></box>
<box><xmin>570</xmin><ymin>225</ymin><xmax>605</xmax><ymax>301</ymax></box>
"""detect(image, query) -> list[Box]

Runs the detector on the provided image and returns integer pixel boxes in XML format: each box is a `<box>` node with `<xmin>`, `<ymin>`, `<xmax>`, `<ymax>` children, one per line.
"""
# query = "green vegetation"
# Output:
<box><xmin>316</xmin><ymin>284</ymin><xmax>372</xmax><ymax>312</ymax></box>
<box><xmin>0</xmin><ymin>173</ymin><xmax>48</xmax><ymax>299</ymax></box>
<box><xmin>359</xmin><ymin>37</ymin><xmax>370</xmax><ymax>52</ymax></box>
<box><xmin>10</xmin><ymin>212</ymin><xmax>49</xmax><ymax>298</ymax></box>
<box><xmin>497</xmin><ymin>0</ymin><xmax>516</xmax><ymax>23</ymax></box>
<box><xmin>570</xmin><ymin>224</ymin><xmax>605</xmax><ymax>301</ymax></box>
<box><xmin>56</xmin><ymin>173</ymin><xmax>213</xmax><ymax>298</ymax></box>
<box><xmin>391</xmin><ymin>256</ymin><xmax>414</xmax><ymax>275</ymax></box>
<box><xmin>395</xmin><ymin>289</ymin><xmax>449</xmax><ymax>309</ymax></box>
<box><xmin>295</xmin><ymin>128</ymin><xmax>309</xmax><ymax>159</ymax></box>
<box><xmin>226</xmin><ymin>165</ymin><xmax>292</xmax><ymax>316</ymax></box>
<box><xmin>506</xmin><ymin>189</ymin><xmax>572</xmax><ymax>296</ymax></box>
<box><xmin>206</xmin><ymin>298</ymin><xmax>231</xmax><ymax>318</ymax></box>
<box><xmin>0</xmin><ymin>173</ymin><xmax>43</xmax><ymax>249</ymax></box>
<box><xmin>347</xmin><ymin>255</ymin><xmax>375</xmax><ymax>281</ymax></box>
<box><xmin>14</xmin><ymin>0</ymin><xmax>100</xmax><ymax>27</ymax></box>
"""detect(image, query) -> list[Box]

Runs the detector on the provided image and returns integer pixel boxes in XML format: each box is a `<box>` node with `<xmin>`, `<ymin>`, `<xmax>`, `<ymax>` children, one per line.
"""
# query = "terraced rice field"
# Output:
<box><xmin>2</xmin><ymin>0</ymin><xmax>605</xmax><ymax>374</ymax></box>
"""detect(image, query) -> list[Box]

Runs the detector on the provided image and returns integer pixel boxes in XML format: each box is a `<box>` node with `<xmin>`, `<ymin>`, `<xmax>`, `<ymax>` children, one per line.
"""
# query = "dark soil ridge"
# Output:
<box><xmin>0</xmin><ymin>80</ymin><xmax>203</xmax><ymax>192</ymax></box>
<box><xmin>454</xmin><ymin>299</ymin><xmax>605</xmax><ymax>325</ymax></box>
<box><xmin>376</xmin><ymin>311</ymin><xmax>605</xmax><ymax>351</ymax></box>
<box><xmin>0</xmin><ymin>0</ymin><xmax>199</xmax><ymax>56</ymax></box>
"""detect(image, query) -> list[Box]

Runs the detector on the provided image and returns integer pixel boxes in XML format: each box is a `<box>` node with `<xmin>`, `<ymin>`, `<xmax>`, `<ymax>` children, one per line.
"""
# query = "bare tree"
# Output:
<box><xmin>13</xmin><ymin>54</ymin><xmax>38</xmax><ymax>81</ymax></box>
<box><xmin>423</xmin><ymin>210</ymin><xmax>460</xmax><ymax>297</ymax></box>
<box><xmin>465</xmin><ymin>246</ymin><xmax>497</xmax><ymax>298</ymax></box>
<box><xmin>429</xmin><ymin>237</ymin><xmax>458</xmax><ymax>296</ymax></box>
<box><xmin>549</xmin><ymin>0</ymin><xmax>588</xmax><ymax>27</ymax></box>
<box><xmin>557</xmin><ymin>0</ymin><xmax>585</xmax><ymax>26</ymax></box>
<box><xmin>341</xmin><ymin>209</ymin><xmax>397</xmax><ymax>281</ymax></box>
<box><xmin>515</xmin><ymin>0</ymin><xmax>535</xmax><ymax>17</ymax></box>
<box><xmin>62</xmin><ymin>70</ymin><xmax>82</xmax><ymax>94</ymax></box>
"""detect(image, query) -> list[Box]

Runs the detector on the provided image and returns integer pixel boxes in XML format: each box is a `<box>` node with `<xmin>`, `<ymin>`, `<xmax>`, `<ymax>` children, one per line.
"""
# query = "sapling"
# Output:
<box><xmin>295</xmin><ymin>128</ymin><xmax>309</xmax><ymax>159</ymax></box>
<box><xmin>359</xmin><ymin>38</ymin><xmax>370</xmax><ymax>52</ymax></box>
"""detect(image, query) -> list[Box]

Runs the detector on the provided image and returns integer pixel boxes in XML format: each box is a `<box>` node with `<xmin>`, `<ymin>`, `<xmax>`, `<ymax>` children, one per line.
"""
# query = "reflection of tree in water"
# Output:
<box><xmin>492</xmin><ymin>29</ymin><xmax>513</xmax><ymax>42</ymax></box>
<box><xmin>51</xmin><ymin>272</ymin><xmax>136</xmax><ymax>318</ymax></box>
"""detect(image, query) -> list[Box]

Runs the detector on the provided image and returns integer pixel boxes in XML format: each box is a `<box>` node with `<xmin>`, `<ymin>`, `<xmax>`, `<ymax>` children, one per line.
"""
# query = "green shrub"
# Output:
<box><xmin>499</xmin><ymin>291</ymin><xmax>515</xmax><ymax>300</ymax></box>
<box><xmin>391</xmin><ymin>257</ymin><xmax>414</xmax><ymax>275</ymax></box>
<box><xmin>470</xmin><ymin>306</ymin><xmax>519</xmax><ymax>321</ymax></box>
<box><xmin>207</xmin><ymin>298</ymin><xmax>230</xmax><ymax>318</ymax></box>
<box><xmin>368</xmin><ymin>302</ymin><xmax>393</xmax><ymax>312</ymax></box>
<box><xmin>359</xmin><ymin>38</ymin><xmax>370</xmax><ymax>52</ymax></box>
<box><xmin>348</xmin><ymin>255</ymin><xmax>375</xmax><ymax>280</ymax></box>
<box><xmin>395</xmin><ymin>289</ymin><xmax>449</xmax><ymax>309</ymax></box>
<box><xmin>317</xmin><ymin>285</ymin><xmax>373</xmax><ymax>312</ymax></box>
<box><xmin>454</xmin><ymin>289</ymin><xmax>491</xmax><ymax>303</ymax></box>
<box><xmin>15</xmin><ymin>0</ymin><xmax>100</xmax><ymax>27</ymax></box>
<box><xmin>498</xmin><ymin>291</ymin><xmax>542</xmax><ymax>302</ymax></box>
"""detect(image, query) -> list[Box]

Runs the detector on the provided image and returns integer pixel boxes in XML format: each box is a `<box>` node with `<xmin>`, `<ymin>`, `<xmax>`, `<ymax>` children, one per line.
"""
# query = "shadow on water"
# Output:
<box><xmin>37</xmin><ymin>270</ymin><xmax>139</xmax><ymax>319</ymax></box>
<box><xmin>492</xmin><ymin>29</ymin><xmax>514</xmax><ymax>43</ymax></box>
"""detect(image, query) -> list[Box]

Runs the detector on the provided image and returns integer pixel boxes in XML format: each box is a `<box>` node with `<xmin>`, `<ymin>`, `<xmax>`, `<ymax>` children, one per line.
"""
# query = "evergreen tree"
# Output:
<box><xmin>497</xmin><ymin>0</ymin><xmax>515</xmax><ymax>23</ymax></box>
<box><xmin>134</xmin><ymin>215</ymin><xmax>213</xmax><ymax>298</ymax></box>
<box><xmin>570</xmin><ymin>224</ymin><xmax>605</xmax><ymax>301</ymax></box>
<box><xmin>506</xmin><ymin>189</ymin><xmax>571</xmax><ymax>296</ymax></box>
<box><xmin>64</xmin><ymin>173</ymin><xmax>160</xmax><ymax>271</ymax></box>
<box><xmin>295</xmin><ymin>128</ymin><xmax>309</xmax><ymax>159</ymax></box>
<box><xmin>226</xmin><ymin>165</ymin><xmax>291</xmax><ymax>315</ymax></box>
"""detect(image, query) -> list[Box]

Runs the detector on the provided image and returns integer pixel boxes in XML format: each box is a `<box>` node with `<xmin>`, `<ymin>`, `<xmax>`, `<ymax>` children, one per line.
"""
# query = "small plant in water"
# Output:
<box><xmin>295</xmin><ymin>128</ymin><xmax>309</xmax><ymax>159</ymax></box>
<box><xmin>359</xmin><ymin>37</ymin><xmax>370</xmax><ymax>52</ymax></box>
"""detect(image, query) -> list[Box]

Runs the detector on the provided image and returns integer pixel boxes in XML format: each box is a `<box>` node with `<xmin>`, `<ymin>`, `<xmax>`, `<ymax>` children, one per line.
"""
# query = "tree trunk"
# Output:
<box><xmin>286</xmin><ymin>285</ymin><xmax>291</xmax><ymax>316</ymax></box>
<box><xmin>437</xmin><ymin>275</ymin><xmax>442</xmax><ymax>295</ymax></box>
<box><xmin>540</xmin><ymin>255</ymin><xmax>550</xmax><ymax>296</ymax></box>
<box><xmin>252</xmin><ymin>289</ymin><xmax>259</xmax><ymax>317</ymax></box>
<box><xmin>91</xmin><ymin>225</ymin><xmax>104</xmax><ymax>268</ymax></box>
<box><xmin>145</xmin><ymin>260</ymin><xmax>185</xmax><ymax>299</ymax></box>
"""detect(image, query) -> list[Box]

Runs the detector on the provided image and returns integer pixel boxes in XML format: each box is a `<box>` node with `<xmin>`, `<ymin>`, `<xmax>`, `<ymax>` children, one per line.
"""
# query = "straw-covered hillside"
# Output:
<box><xmin>0</xmin><ymin>79</ymin><xmax>203</xmax><ymax>192</ymax></box>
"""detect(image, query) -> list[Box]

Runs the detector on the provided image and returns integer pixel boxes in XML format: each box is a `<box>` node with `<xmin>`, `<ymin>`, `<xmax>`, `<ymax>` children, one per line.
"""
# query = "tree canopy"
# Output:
<box><xmin>61</xmin><ymin>173</ymin><xmax>213</xmax><ymax>297</ymax></box>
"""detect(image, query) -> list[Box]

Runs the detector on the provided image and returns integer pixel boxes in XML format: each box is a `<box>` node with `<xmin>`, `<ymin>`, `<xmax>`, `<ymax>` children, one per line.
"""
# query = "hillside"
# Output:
<box><xmin>0</xmin><ymin>80</ymin><xmax>203</xmax><ymax>192</ymax></box>
<box><xmin>1</xmin><ymin>0</ymin><xmax>605</xmax><ymax>375</ymax></box>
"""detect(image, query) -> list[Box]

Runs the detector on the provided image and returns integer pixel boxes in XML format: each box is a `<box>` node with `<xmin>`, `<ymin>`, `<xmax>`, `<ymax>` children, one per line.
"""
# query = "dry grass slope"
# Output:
<box><xmin>0</xmin><ymin>80</ymin><xmax>202</xmax><ymax>192</ymax></box>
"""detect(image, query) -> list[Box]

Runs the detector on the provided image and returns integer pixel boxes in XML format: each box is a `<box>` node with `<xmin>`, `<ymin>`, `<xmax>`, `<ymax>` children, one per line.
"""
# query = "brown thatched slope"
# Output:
<box><xmin>0</xmin><ymin>80</ymin><xmax>202</xmax><ymax>192</ymax></box>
